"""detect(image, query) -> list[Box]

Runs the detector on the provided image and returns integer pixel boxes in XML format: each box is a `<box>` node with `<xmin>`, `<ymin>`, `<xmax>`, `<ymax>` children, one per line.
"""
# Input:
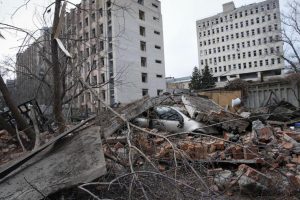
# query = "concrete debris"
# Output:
<box><xmin>237</xmin><ymin>164</ymin><xmax>272</xmax><ymax>194</ymax></box>
<box><xmin>1</xmin><ymin>94</ymin><xmax>300</xmax><ymax>199</ymax></box>
<box><xmin>0</xmin><ymin>126</ymin><xmax>106</xmax><ymax>200</ymax></box>
<box><xmin>182</xmin><ymin>95</ymin><xmax>250</xmax><ymax>133</ymax></box>
<box><xmin>213</xmin><ymin>170</ymin><xmax>233</xmax><ymax>190</ymax></box>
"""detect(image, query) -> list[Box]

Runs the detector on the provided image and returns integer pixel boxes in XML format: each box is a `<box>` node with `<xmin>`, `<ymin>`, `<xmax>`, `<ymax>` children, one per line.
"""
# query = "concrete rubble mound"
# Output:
<box><xmin>0</xmin><ymin>94</ymin><xmax>300</xmax><ymax>199</ymax></box>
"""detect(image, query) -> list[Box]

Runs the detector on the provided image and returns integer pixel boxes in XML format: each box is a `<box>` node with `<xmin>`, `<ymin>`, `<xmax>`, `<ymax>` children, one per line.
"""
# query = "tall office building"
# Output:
<box><xmin>196</xmin><ymin>0</ymin><xmax>284</xmax><ymax>86</ymax></box>
<box><xmin>16</xmin><ymin>0</ymin><xmax>166</xmax><ymax>112</ymax></box>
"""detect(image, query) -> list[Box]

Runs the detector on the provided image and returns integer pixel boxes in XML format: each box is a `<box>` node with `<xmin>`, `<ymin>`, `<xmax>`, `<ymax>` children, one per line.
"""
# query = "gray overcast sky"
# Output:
<box><xmin>0</xmin><ymin>0</ymin><xmax>287</xmax><ymax>79</ymax></box>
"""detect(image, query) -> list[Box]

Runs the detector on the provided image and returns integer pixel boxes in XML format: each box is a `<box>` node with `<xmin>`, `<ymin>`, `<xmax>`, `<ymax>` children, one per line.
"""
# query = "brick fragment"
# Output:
<box><xmin>243</xmin><ymin>145</ymin><xmax>258</xmax><ymax>160</ymax></box>
<box><xmin>257</xmin><ymin>127</ymin><xmax>273</xmax><ymax>143</ymax></box>
<box><xmin>232</xmin><ymin>146</ymin><xmax>244</xmax><ymax>159</ymax></box>
<box><xmin>154</xmin><ymin>137</ymin><xmax>165</xmax><ymax>145</ymax></box>
<box><xmin>238</xmin><ymin>164</ymin><xmax>271</xmax><ymax>190</ymax></box>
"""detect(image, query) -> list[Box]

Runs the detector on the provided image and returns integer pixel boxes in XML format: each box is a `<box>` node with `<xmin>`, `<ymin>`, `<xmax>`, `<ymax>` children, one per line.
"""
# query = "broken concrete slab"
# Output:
<box><xmin>182</xmin><ymin>95</ymin><xmax>249</xmax><ymax>133</ymax></box>
<box><xmin>0</xmin><ymin>126</ymin><xmax>106</xmax><ymax>200</ymax></box>
<box><xmin>207</xmin><ymin>111</ymin><xmax>249</xmax><ymax>133</ymax></box>
<box><xmin>101</xmin><ymin>95</ymin><xmax>172</xmax><ymax>137</ymax></box>
<box><xmin>182</xmin><ymin>95</ymin><xmax>222</xmax><ymax>119</ymax></box>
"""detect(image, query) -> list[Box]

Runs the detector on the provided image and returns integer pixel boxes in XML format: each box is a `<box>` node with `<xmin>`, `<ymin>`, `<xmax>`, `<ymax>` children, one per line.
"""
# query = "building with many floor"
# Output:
<box><xmin>196</xmin><ymin>0</ymin><xmax>284</xmax><ymax>86</ymax></box>
<box><xmin>16</xmin><ymin>0</ymin><xmax>166</xmax><ymax>112</ymax></box>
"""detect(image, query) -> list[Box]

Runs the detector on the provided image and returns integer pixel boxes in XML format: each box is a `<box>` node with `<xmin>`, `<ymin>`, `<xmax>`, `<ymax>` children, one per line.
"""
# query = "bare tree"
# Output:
<box><xmin>51</xmin><ymin>0</ymin><xmax>65</xmax><ymax>133</ymax></box>
<box><xmin>279</xmin><ymin>0</ymin><xmax>300</xmax><ymax>71</ymax></box>
<box><xmin>0</xmin><ymin>74</ymin><xmax>35</xmax><ymax>148</ymax></box>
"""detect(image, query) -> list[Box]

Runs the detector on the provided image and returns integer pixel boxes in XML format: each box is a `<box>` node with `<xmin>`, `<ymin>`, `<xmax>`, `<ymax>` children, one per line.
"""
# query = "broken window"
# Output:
<box><xmin>140</xmin><ymin>26</ymin><xmax>145</xmax><ymax>36</ymax></box>
<box><xmin>157</xmin><ymin>90</ymin><xmax>163</xmax><ymax>96</ymax></box>
<box><xmin>100</xmin><ymin>90</ymin><xmax>105</xmax><ymax>101</ymax></box>
<box><xmin>101</xmin><ymin>73</ymin><xmax>105</xmax><ymax>83</ymax></box>
<box><xmin>92</xmin><ymin>75</ymin><xmax>97</xmax><ymax>85</ymax></box>
<box><xmin>91</xmin><ymin>13</ymin><xmax>95</xmax><ymax>22</ymax></box>
<box><xmin>139</xmin><ymin>10</ymin><xmax>145</xmax><ymax>20</ymax></box>
<box><xmin>85</xmin><ymin>17</ymin><xmax>89</xmax><ymax>26</ymax></box>
<box><xmin>99</xmin><ymin>8</ymin><xmax>103</xmax><ymax>17</ymax></box>
<box><xmin>154</xmin><ymin>30</ymin><xmax>160</xmax><ymax>35</ymax></box>
<box><xmin>99</xmin><ymin>41</ymin><xmax>104</xmax><ymax>51</ymax></box>
<box><xmin>140</xmin><ymin>41</ymin><xmax>146</xmax><ymax>51</ymax></box>
<box><xmin>99</xmin><ymin>24</ymin><xmax>103</xmax><ymax>34</ymax></box>
<box><xmin>91</xmin><ymin>45</ymin><xmax>96</xmax><ymax>54</ymax></box>
<box><xmin>155</xmin><ymin>45</ymin><xmax>161</xmax><ymax>49</ymax></box>
<box><xmin>141</xmin><ymin>73</ymin><xmax>148</xmax><ymax>83</ymax></box>
<box><xmin>141</xmin><ymin>57</ymin><xmax>147</xmax><ymax>67</ymax></box>
<box><xmin>152</xmin><ymin>3</ymin><xmax>158</xmax><ymax>8</ymax></box>
<box><xmin>142</xmin><ymin>89</ymin><xmax>148</xmax><ymax>96</ymax></box>
<box><xmin>153</xmin><ymin>16</ymin><xmax>159</xmax><ymax>21</ymax></box>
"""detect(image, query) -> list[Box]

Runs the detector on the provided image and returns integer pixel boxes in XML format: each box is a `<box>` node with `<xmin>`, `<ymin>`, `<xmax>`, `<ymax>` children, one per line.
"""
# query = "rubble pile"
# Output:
<box><xmin>0</xmin><ymin>94</ymin><xmax>300</xmax><ymax>199</ymax></box>
<box><xmin>0</xmin><ymin>130</ymin><xmax>24</xmax><ymax>165</ymax></box>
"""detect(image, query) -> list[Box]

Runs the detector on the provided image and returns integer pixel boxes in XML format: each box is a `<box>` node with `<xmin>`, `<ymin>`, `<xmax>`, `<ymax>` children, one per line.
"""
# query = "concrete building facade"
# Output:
<box><xmin>196</xmin><ymin>0</ymin><xmax>284</xmax><ymax>86</ymax></box>
<box><xmin>16</xmin><ymin>0</ymin><xmax>166</xmax><ymax>113</ymax></box>
<box><xmin>16</xmin><ymin>28</ymin><xmax>52</xmax><ymax>105</ymax></box>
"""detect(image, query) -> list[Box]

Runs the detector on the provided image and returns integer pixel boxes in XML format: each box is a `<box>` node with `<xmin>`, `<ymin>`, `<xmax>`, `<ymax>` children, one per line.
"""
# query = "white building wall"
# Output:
<box><xmin>196</xmin><ymin>0</ymin><xmax>284</xmax><ymax>87</ymax></box>
<box><xmin>112</xmin><ymin>0</ymin><xmax>166</xmax><ymax>104</ymax></box>
<box><xmin>62</xmin><ymin>0</ymin><xmax>166</xmax><ymax>112</ymax></box>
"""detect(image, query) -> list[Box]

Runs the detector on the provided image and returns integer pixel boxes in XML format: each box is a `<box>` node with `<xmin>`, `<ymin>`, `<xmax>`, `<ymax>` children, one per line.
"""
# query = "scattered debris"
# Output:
<box><xmin>0</xmin><ymin>94</ymin><xmax>300</xmax><ymax>199</ymax></box>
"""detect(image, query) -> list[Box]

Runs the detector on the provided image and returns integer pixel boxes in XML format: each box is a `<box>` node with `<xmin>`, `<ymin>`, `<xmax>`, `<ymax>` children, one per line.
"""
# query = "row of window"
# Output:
<box><xmin>199</xmin><ymin>1</ymin><xmax>277</xmax><ymax>29</ymax></box>
<box><xmin>199</xmin><ymin>14</ymin><xmax>278</xmax><ymax>38</ymax></box>
<box><xmin>200</xmin><ymin>47</ymin><xmax>281</xmax><ymax>66</ymax></box>
<box><xmin>210</xmin><ymin>58</ymin><xmax>282</xmax><ymax>74</ymax></box>
<box><xmin>77</xmin><ymin>35</ymin><xmax>161</xmax><ymax>58</ymax></box>
<box><xmin>200</xmin><ymin>25</ymin><xmax>279</xmax><ymax>47</ymax></box>
<box><xmin>141</xmin><ymin>73</ymin><xmax>163</xmax><ymax>83</ymax></box>
<box><xmin>78</xmin><ymin>25</ymin><xmax>160</xmax><ymax>41</ymax></box>
<box><xmin>200</xmin><ymin>36</ymin><xmax>281</xmax><ymax>56</ymax></box>
<box><xmin>140</xmin><ymin>41</ymin><xmax>161</xmax><ymax>52</ymax></box>
<box><xmin>76</xmin><ymin>8</ymin><xmax>160</xmax><ymax>32</ymax></box>
<box><xmin>140</xmin><ymin>26</ymin><xmax>161</xmax><ymax>36</ymax></box>
<box><xmin>142</xmin><ymin>89</ymin><xmax>164</xmax><ymax>97</ymax></box>
<box><xmin>200</xmin><ymin>47</ymin><xmax>280</xmax><ymax>65</ymax></box>
<box><xmin>137</xmin><ymin>0</ymin><xmax>159</xmax><ymax>9</ymax></box>
<box><xmin>139</xmin><ymin>10</ymin><xmax>160</xmax><ymax>22</ymax></box>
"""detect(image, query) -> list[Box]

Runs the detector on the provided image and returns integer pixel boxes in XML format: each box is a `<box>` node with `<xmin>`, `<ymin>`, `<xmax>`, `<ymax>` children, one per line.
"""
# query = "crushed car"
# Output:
<box><xmin>132</xmin><ymin>106</ymin><xmax>218</xmax><ymax>134</ymax></box>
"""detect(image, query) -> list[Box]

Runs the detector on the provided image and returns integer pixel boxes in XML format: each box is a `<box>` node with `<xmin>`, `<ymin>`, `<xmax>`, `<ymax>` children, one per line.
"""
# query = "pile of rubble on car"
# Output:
<box><xmin>0</xmin><ymin>94</ymin><xmax>300</xmax><ymax>199</ymax></box>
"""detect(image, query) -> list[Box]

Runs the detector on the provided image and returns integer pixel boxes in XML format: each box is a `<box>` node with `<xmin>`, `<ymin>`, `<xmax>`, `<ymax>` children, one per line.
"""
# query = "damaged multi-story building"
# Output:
<box><xmin>16</xmin><ymin>0</ymin><xmax>166</xmax><ymax>113</ymax></box>
<box><xmin>196</xmin><ymin>0</ymin><xmax>284</xmax><ymax>87</ymax></box>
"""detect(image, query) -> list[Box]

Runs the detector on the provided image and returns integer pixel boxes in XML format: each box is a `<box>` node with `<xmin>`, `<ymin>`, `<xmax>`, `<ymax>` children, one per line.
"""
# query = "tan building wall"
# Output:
<box><xmin>199</xmin><ymin>90</ymin><xmax>242</xmax><ymax>111</ymax></box>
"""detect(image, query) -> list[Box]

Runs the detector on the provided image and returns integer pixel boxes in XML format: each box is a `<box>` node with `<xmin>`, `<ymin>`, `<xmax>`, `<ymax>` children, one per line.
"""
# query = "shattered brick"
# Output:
<box><xmin>154</xmin><ymin>137</ymin><xmax>165</xmax><ymax>145</ymax></box>
<box><xmin>282</xmin><ymin>142</ymin><xmax>294</xmax><ymax>150</ymax></box>
<box><xmin>114</xmin><ymin>142</ymin><xmax>124</xmax><ymax>150</ymax></box>
<box><xmin>257</xmin><ymin>127</ymin><xmax>273</xmax><ymax>143</ymax></box>
<box><xmin>231</xmin><ymin>146</ymin><xmax>244</xmax><ymax>159</ymax></box>
<box><xmin>243</xmin><ymin>145</ymin><xmax>259</xmax><ymax>160</ymax></box>
<box><xmin>213</xmin><ymin>141</ymin><xmax>225</xmax><ymax>150</ymax></box>
<box><xmin>286</xmin><ymin>173</ymin><xmax>300</xmax><ymax>187</ymax></box>
<box><xmin>238</xmin><ymin>164</ymin><xmax>271</xmax><ymax>193</ymax></box>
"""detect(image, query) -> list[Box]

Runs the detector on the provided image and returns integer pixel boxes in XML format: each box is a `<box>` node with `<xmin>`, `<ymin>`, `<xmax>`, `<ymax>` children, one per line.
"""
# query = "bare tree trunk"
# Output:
<box><xmin>0</xmin><ymin>75</ymin><xmax>35</xmax><ymax>148</ymax></box>
<box><xmin>51</xmin><ymin>0</ymin><xmax>65</xmax><ymax>133</ymax></box>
